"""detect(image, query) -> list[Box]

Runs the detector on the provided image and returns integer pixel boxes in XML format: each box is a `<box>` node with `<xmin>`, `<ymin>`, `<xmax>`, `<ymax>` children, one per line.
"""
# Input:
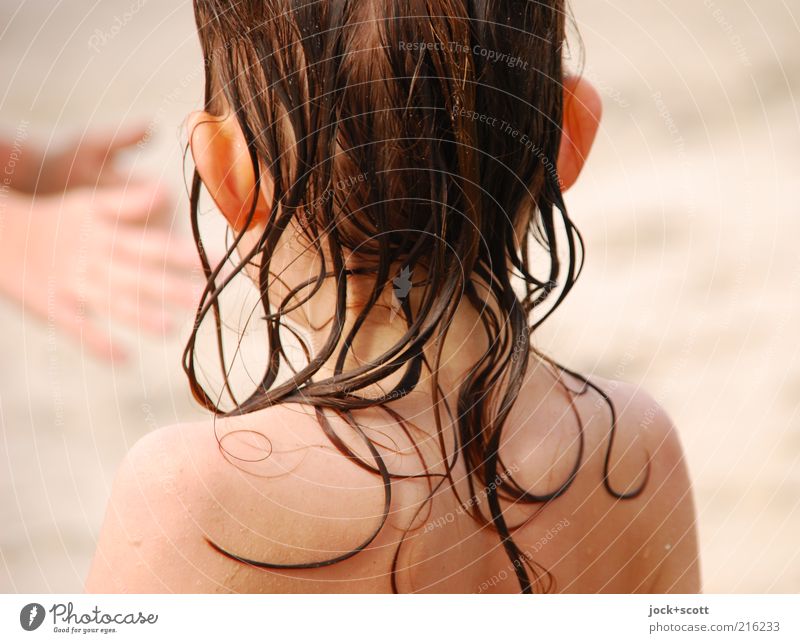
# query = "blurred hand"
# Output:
<box><xmin>35</xmin><ymin>124</ymin><xmax>150</xmax><ymax>194</ymax></box>
<box><xmin>8</xmin><ymin>182</ymin><xmax>201</xmax><ymax>361</ymax></box>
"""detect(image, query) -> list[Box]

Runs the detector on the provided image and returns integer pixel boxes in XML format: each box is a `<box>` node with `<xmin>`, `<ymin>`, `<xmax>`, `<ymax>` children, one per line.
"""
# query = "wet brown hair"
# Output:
<box><xmin>184</xmin><ymin>0</ymin><xmax>646</xmax><ymax>593</ymax></box>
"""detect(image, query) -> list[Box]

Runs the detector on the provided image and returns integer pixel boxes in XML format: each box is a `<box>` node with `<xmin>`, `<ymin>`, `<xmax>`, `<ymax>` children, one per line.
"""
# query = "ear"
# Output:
<box><xmin>187</xmin><ymin>111</ymin><xmax>270</xmax><ymax>231</ymax></box>
<box><xmin>557</xmin><ymin>76</ymin><xmax>602</xmax><ymax>192</ymax></box>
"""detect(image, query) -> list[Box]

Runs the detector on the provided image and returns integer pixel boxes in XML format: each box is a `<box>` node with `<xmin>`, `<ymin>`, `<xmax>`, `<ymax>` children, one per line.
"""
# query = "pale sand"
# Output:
<box><xmin>0</xmin><ymin>0</ymin><xmax>798</xmax><ymax>592</ymax></box>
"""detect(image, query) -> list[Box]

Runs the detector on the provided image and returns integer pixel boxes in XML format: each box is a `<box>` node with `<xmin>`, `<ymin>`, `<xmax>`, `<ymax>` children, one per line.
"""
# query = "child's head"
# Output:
<box><xmin>184</xmin><ymin>0</ymin><xmax>603</xmax><ymax>433</ymax></box>
<box><xmin>186</xmin><ymin>0</ymin><xmax>600</xmax><ymax>340</ymax></box>
<box><xmin>184</xmin><ymin>0</ymin><xmax>601</xmax><ymax>591</ymax></box>
<box><xmin>187</xmin><ymin>0</ymin><xmax>600</xmax><ymax>402</ymax></box>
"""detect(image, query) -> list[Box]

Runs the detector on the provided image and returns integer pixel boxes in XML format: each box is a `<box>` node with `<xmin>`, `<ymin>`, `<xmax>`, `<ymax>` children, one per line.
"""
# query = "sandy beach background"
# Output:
<box><xmin>0</xmin><ymin>0</ymin><xmax>798</xmax><ymax>593</ymax></box>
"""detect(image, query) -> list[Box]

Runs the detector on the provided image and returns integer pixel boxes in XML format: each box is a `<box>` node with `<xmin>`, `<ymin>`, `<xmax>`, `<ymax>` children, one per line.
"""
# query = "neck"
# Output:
<box><xmin>251</xmin><ymin>225</ymin><xmax>493</xmax><ymax>404</ymax></box>
<box><xmin>281</xmin><ymin>264</ymin><xmax>489</xmax><ymax>403</ymax></box>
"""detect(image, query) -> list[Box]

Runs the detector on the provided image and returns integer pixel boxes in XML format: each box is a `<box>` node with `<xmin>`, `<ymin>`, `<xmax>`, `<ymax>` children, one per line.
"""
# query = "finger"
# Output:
<box><xmin>95</xmin><ymin>165</ymin><xmax>129</xmax><ymax>187</ymax></box>
<box><xmin>92</xmin><ymin>182</ymin><xmax>174</xmax><ymax>225</ymax></box>
<box><xmin>109</xmin><ymin>123</ymin><xmax>150</xmax><ymax>151</ymax></box>
<box><xmin>50</xmin><ymin>297</ymin><xmax>126</xmax><ymax>363</ymax></box>
<box><xmin>103</xmin><ymin>293</ymin><xmax>174</xmax><ymax>336</ymax></box>
<box><xmin>104</xmin><ymin>260</ymin><xmax>203</xmax><ymax>309</ymax></box>
<box><xmin>87</xmin><ymin>123</ymin><xmax>150</xmax><ymax>155</ymax></box>
<box><xmin>99</xmin><ymin>225</ymin><xmax>200</xmax><ymax>273</ymax></box>
<box><xmin>80</xmin><ymin>278</ymin><xmax>177</xmax><ymax>336</ymax></box>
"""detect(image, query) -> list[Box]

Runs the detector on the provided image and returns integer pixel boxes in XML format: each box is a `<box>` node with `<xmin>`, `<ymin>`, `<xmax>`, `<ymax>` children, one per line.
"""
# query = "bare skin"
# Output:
<box><xmin>0</xmin><ymin>126</ymin><xmax>200</xmax><ymax>360</ymax></box>
<box><xmin>85</xmin><ymin>76</ymin><xmax>700</xmax><ymax>593</ymax></box>
<box><xmin>84</xmin><ymin>363</ymin><xmax>699</xmax><ymax>593</ymax></box>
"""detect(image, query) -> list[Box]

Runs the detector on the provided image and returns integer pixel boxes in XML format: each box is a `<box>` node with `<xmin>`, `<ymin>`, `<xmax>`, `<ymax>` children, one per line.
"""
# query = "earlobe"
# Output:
<box><xmin>188</xmin><ymin>111</ymin><xmax>270</xmax><ymax>231</ymax></box>
<box><xmin>556</xmin><ymin>76</ymin><xmax>602</xmax><ymax>192</ymax></box>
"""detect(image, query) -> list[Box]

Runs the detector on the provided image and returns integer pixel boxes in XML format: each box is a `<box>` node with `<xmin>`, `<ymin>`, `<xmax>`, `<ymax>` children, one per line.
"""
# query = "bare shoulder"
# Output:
<box><xmin>85</xmin><ymin>404</ymin><xmax>385</xmax><ymax>593</ymax></box>
<box><xmin>589</xmin><ymin>376</ymin><xmax>685</xmax><ymax>485</ymax></box>
<box><xmin>502</xmin><ymin>368</ymin><xmax>700</xmax><ymax>592</ymax></box>
<box><xmin>582</xmin><ymin>375</ymin><xmax>702</xmax><ymax>592</ymax></box>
